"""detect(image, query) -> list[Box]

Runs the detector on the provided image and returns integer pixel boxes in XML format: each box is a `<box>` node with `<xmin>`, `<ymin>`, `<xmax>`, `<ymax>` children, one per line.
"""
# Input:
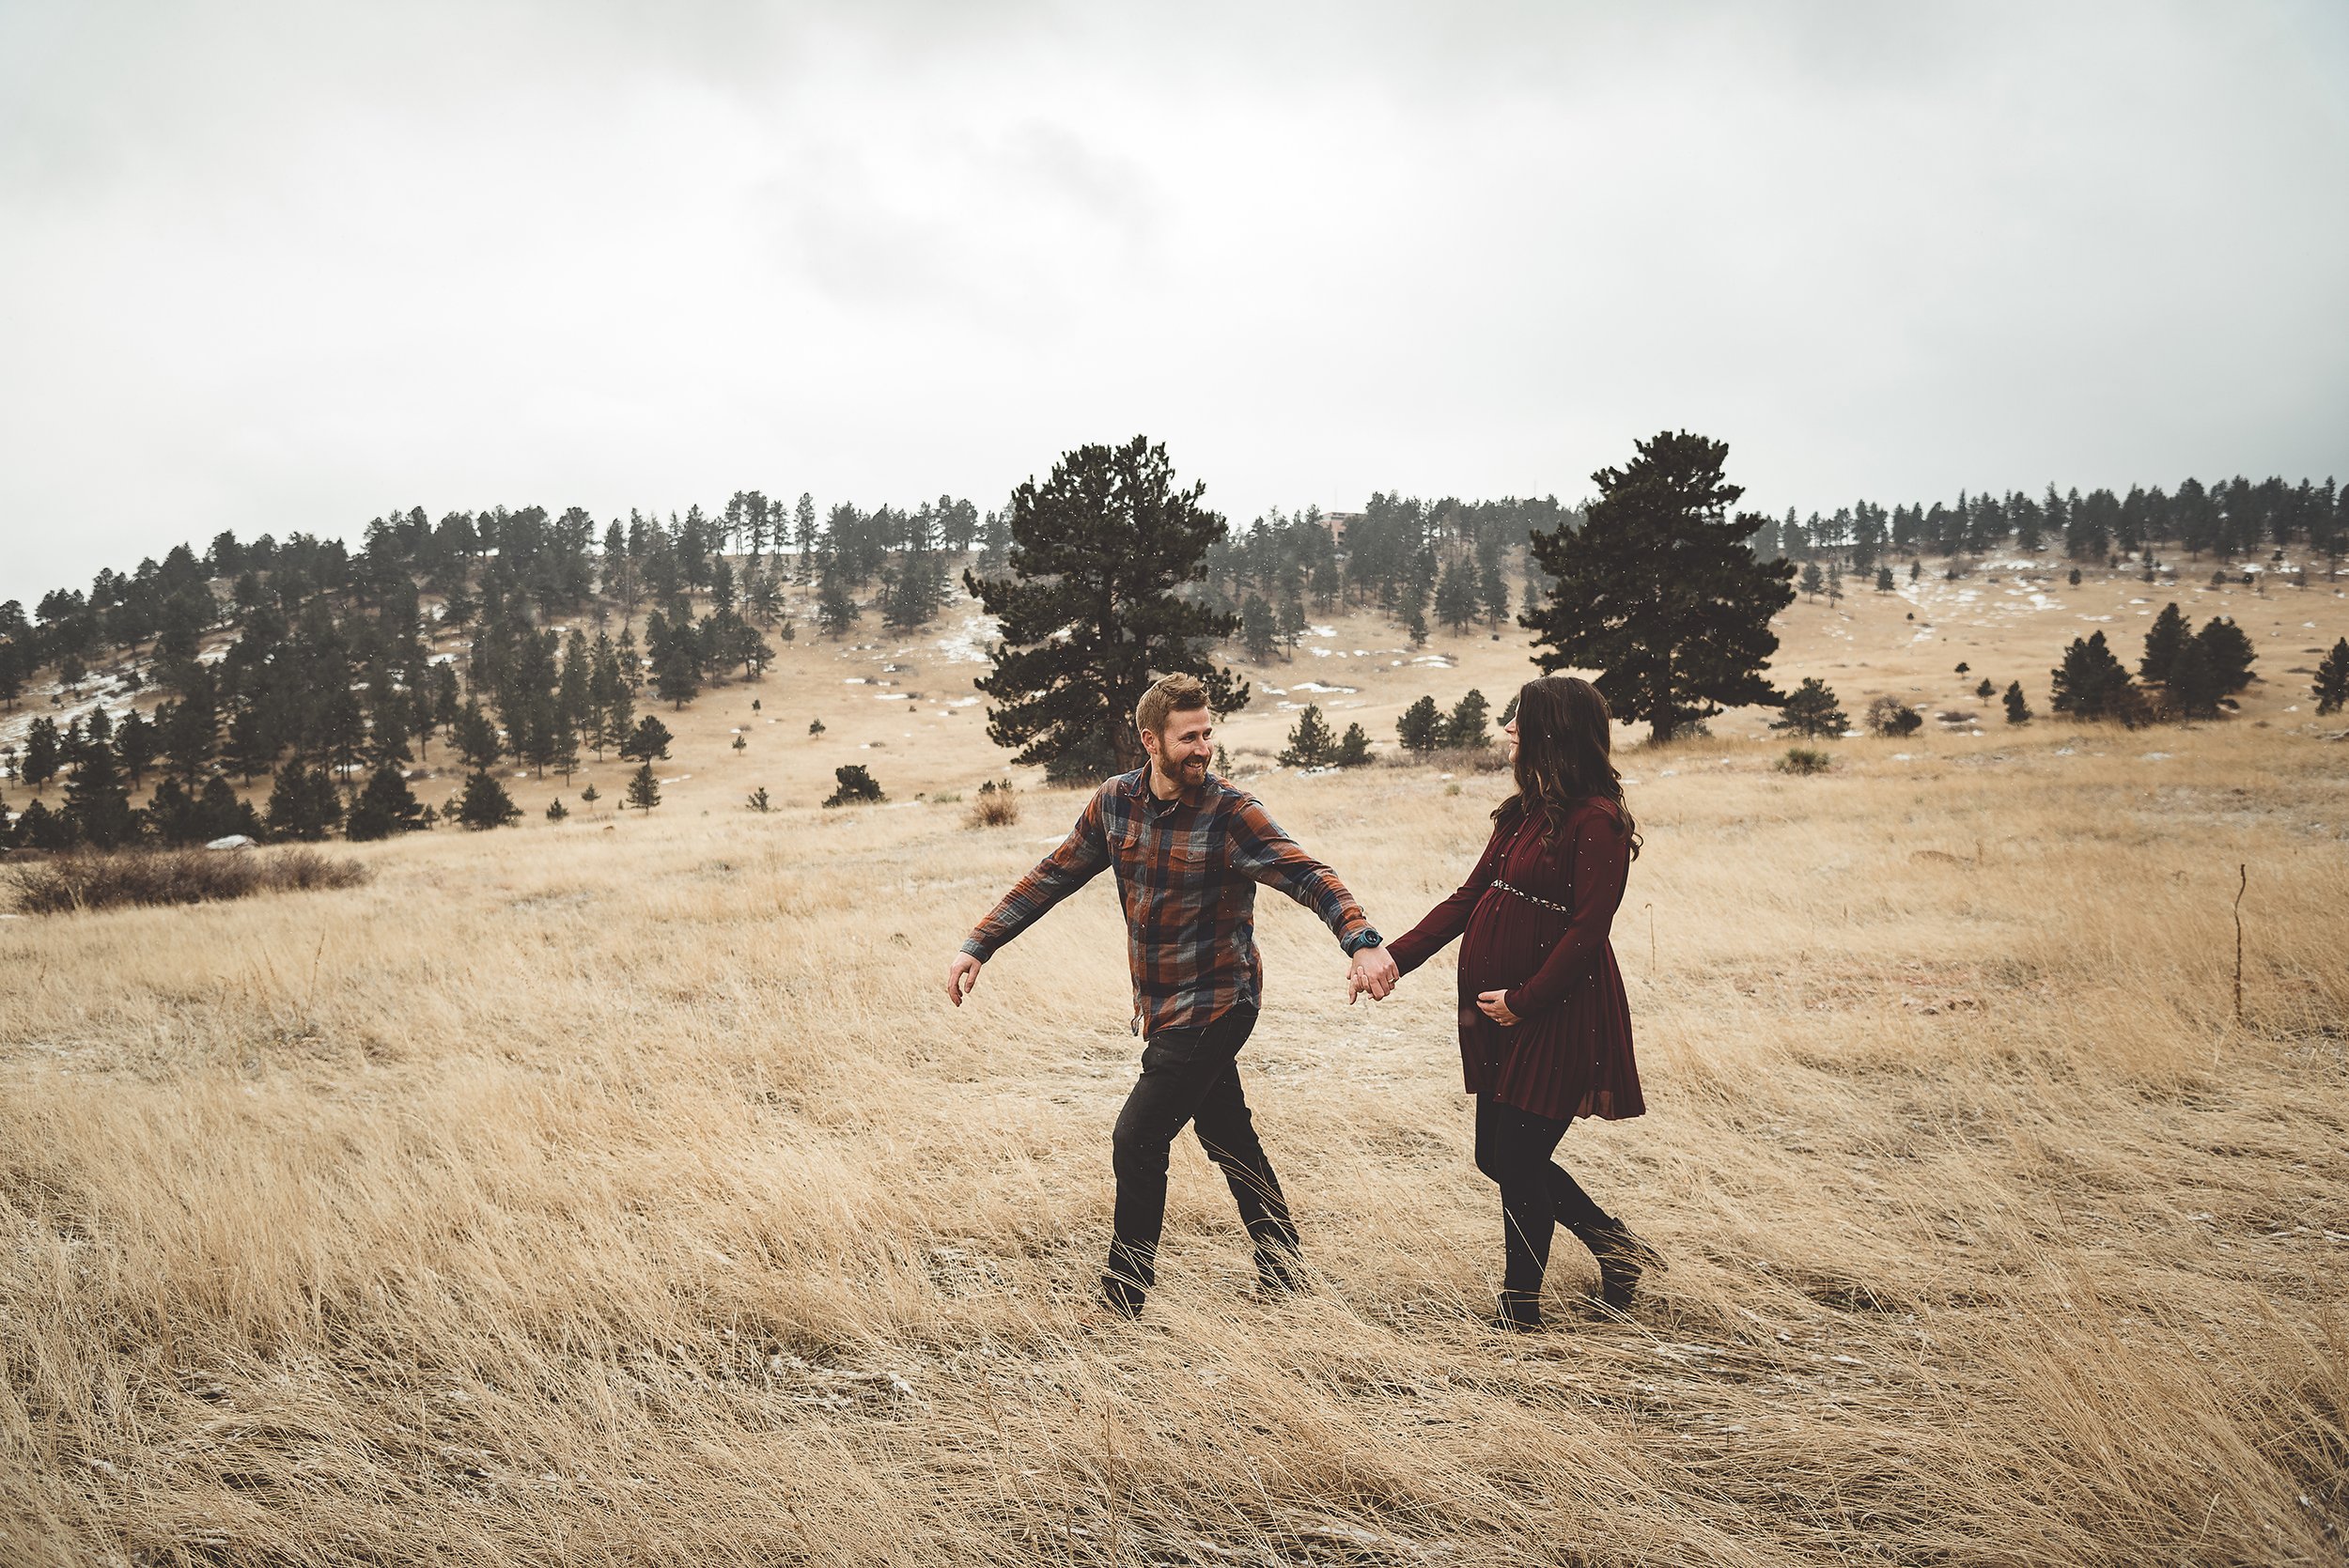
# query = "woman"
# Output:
<box><xmin>1384</xmin><ymin>675</ymin><xmax>1659</xmax><ymax>1330</ymax></box>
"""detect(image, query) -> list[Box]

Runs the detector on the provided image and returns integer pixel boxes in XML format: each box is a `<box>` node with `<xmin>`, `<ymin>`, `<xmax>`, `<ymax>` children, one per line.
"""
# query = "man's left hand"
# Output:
<box><xmin>1474</xmin><ymin>989</ymin><xmax>1519</xmax><ymax>1026</ymax></box>
<box><xmin>1348</xmin><ymin>945</ymin><xmax>1399</xmax><ymax>1003</ymax></box>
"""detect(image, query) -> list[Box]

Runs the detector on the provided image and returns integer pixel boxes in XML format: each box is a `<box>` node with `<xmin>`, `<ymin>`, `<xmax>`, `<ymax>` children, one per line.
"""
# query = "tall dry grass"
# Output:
<box><xmin>2</xmin><ymin>723</ymin><xmax>2343</xmax><ymax>1565</ymax></box>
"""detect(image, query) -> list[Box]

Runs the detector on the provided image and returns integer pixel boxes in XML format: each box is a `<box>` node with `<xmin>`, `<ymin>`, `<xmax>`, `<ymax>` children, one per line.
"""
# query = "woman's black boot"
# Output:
<box><xmin>1494</xmin><ymin>1289</ymin><xmax>1544</xmax><ymax>1332</ymax></box>
<box><xmin>1575</xmin><ymin>1218</ymin><xmax>1662</xmax><ymax>1312</ymax></box>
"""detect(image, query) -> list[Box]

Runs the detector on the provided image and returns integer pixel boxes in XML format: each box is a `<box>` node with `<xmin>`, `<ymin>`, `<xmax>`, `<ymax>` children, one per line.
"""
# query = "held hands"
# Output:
<box><xmin>1346</xmin><ymin>945</ymin><xmax>1400</xmax><ymax>1004</ymax></box>
<box><xmin>944</xmin><ymin>953</ymin><xmax>983</xmax><ymax>1006</ymax></box>
<box><xmin>1474</xmin><ymin>989</ymin><xmax>1520</xmax><ymax>1027</ymax></box>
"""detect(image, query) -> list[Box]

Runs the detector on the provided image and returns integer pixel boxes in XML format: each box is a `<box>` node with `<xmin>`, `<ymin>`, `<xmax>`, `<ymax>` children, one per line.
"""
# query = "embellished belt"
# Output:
<box><xmin>1491</xmin><ymin>878</ymin><xmax>1570</xmax><ymax>915</ymax></box>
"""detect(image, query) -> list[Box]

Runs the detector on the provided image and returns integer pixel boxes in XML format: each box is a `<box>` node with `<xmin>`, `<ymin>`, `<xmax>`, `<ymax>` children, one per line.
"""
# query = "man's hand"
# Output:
<box><xmin>945</xmin><ymin>953</ymin><xmax>984</xmax><ymax>1006</ymax></box>
<box><xmin>1347</xmin><ymin>944</ymin><xmax>1399</xmax><ymax>1004</ymax></box>
<box><xmin>1474</xmin><ymin>988</ymin><xmax>1519</xmax><ymax>1027</ymax></box>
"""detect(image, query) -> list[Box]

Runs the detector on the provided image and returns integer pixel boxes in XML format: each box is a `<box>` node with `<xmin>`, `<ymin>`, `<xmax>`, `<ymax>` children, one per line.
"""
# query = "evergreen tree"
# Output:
<box><xmin>2310</xmin><ymin>638</ymin><xmax>2348</xmax><ymax>715</ymax></box>
<box><xmin>2002</xmin><ymin>681</ymin><xmax>2031</xmax><ymax>724</ymax></box>
<box><xmin>1826</xmin><ymin>560</ymin><xmax>1844</xmax><ymax>604</ymax></box>
<box><xmin>2193</xmin><ymin>616</ymin><xmax>2256</xmax><ymax>692</ymax></box>
<box><xmin>1334</xmin><ymin>722</ymin><xmax>1373</xmax><ymax>768</ymax></box>
<box><xmin>620</xmin><ymin>714</ymin><xmax>673</xmax><ymax>762</ymax></box>
<box><xmin>2048</xmin><ymin>631</ymin><xmax>2138</xmax><ymax>721</ymax></box>
<box><xmin>1524</xmin><ymin>431</ymin><xmax>1796</xmax><ymax>744</ymax></box>
<box><xmin>63</xmin><ymin>735</ymin><xmax>139</xmax><ymax>848</ymax></box>
<box><xmin>23</xmin><ymin>715</ymin><xmax>61</xmax><ymax>794</ymax></box>
<box><xmin>1770</xmin><ymin>677</ymin><xmax>1847</xmax><ymax>738</ymax></box>
<box><xmin>455</xmin><ymin>698</ymin><xmax>503</xmax><ymax>770</ymax></box>
<box><xmin>1278</xmin><ymin>704</ymin><xmax>1337</xmax><ymax>767</ymax></box>
<box><xmin>625</xmin><ymin>762</ymin><xmax>662</xmax><ymax>813</ymax></box>
<box><xmin>2139</xmin><ymin>602</ymin><xmax>2189</xmax><ymax>681</ymax></box>
<box><xmin>1443</xmin><ymin>689</ymin><xmax>1492</xmax><ymax>749</ymax></box>
<box><xmin>822</xmin><ymin>764</ymin><xmax>883</xmax><ymax>807</ymax></box>
<box><xmin>1875</xmin><ymin>566</ymin><xmax>1894</xmax><ymax>593</ymax></box>
<box><xmin>545</xmin><ymin>798</ymin><xmax>568</xmax><ymax>823</ymax></box>
<box><xmin>1405</xmin><ymin>599</ymin><xmax>1428</xmax><ymax>648</ymax></box>
<box><xmin>347</xmin><ymin>763</ymin><xmax>425</xmax><ymax>840</ymax></box>
<box><xmin>115</xmin><ymin>708</ymin><xmax>161</xmax><ymax>784</ymax></box>
<box><xmin>195</xmin><ymin>774</ymin><xmax>262</xmax><ymax>841</ymax></box>
<box><xmin>598</xmin><ymin>669</ymin><xmax>635</xmax><ymax>759</ymax></box>
<box><xmin>2163</xmin><ymin>636</ymin><xmax>2221</xmax><ymax>719</ymax></box>
<box><xmin>966</xmin><ymin>436</ymin><xmax>1247</xmax><ymax>781</ymax></box>
<box><xmin>459</xmin><ymin>769</ymin><xmax>522</xmax><ymax>830</ymax></box>
<box><xmin>12</xmin><ymin>798</ymin><xmax>70</xmax><ymax>850</ymax></box>
<box><xmin>1396</xmin><ymin>694</ymin><xmax>1445</xmax><ymax>754</ymax></box>
<box><xmin>266</xmin><ymin>763</ymin><xmax>342</xmax><ymax>841</ymax></box>
<box><xmin>1974</xmin><ymin>677</ymin><xmax>1996</xmax><ymax>699</ymax></box>
<box><xmin>143</xmin><ymin>776</ymin><xmax>201</xmax><ymax>845</ymax></box>
<box><xmin>1435</xmin><ymin>559</ymin><xmax>1479</xmax><ymax>632</ymax></box>
<box><xmin>817</xmin><ymin>572</ymin><xmax>859</xmax><ymax>638</ymax></box>
<box><xmin>1865</xmin><ymin>696</ymin><xmax>1923</xmax><ymax>737</ymax></box>
<box><xmin>1239</xmin><ymin>594</ymin><xmax>1278</xmax><ymax>663</ymax></box>
<box><xmin>1799</xmin><ymin>562</ymin><xmax>1825</xmax><ymax>599</ymax></box>
<box><xmin>1277</xmin><ymin>591</ymin><xmax>1308</xmax><ymax>657</ymax></box>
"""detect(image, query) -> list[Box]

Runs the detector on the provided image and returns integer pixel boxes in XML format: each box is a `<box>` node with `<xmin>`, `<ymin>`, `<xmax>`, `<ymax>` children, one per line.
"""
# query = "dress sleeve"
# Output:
<box><xmin>1504</xmin><ymin>808</ymin><xmax>1629</xmax><ymax>1017</ymax></box>
<box><xmin>1385</xmin><ymin>821</ymin><xmax>1509</xmax><ymax>977</ymax></box>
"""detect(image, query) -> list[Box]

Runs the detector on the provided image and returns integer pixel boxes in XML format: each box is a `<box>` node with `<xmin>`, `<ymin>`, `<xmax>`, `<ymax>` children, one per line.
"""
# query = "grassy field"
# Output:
<box><xmin>4</xmin><ymin>558</ymin><xmax>2347</xmax><ymax>1564</ymax></box>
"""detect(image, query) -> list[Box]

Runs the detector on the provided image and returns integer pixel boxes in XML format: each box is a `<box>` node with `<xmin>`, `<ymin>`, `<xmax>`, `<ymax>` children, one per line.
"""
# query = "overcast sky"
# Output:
<box><xmin>4</xmin><ymin>0</ymin><xmax>2345</xmax><ymax>604</ymax></box>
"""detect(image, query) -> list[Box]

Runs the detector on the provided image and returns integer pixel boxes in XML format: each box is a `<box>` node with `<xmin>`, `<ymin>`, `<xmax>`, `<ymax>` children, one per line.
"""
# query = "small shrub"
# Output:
<box><xmin>966</xmin><ymin>778</ymin><xmax>1020</xmax><ymax>828</ymax></box>
<box><xmin>1777</xmin><ymin>746</ymin><xmax>1832</xmax><ymax>775</ymax></box>
<box><xmin>9</xmin><ymin>846</ymin><xmax>366</xmax><ymax>915</ymax></box>
<box><xmin>824</xmin><ymin>765</ymin><xmax>884</xmax><ymax>808</ymax></box>
<box><xmin>545</xmin><ymin>799</ymin><xmax>568</xmax><ymax>822</ymax></box>
<box><xmin>746</xmin><ymin>786</ymin><xmax>772</xmax><ymax>813</ymax></box>
<box><xmin>1866</xmin><ymin>696</ymin><xmax>1923</xmax><ymax>737</ymax></box>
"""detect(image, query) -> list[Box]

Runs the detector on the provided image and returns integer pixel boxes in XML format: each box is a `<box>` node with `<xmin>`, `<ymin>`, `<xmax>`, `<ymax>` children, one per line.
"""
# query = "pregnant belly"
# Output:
<box><xmin>1459</xmin><ymin>905</ymin><xmax>1561</xmax><ymax>994</ymax></box>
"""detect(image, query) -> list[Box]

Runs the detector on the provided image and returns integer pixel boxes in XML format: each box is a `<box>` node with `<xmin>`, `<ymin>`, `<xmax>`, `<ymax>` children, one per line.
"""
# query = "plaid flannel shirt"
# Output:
<box><xmin>961</xmin><ymin>768</ymin><xmax>1382</xmax><ymax>1035</ymax></box>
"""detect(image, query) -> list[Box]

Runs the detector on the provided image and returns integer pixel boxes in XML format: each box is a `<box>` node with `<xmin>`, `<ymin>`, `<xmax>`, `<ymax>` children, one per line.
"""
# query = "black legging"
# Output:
<box><xmin>1472</xmin><ymin>1094</ymin><xmax>1612</xmax><ymax>1298</ymax></box>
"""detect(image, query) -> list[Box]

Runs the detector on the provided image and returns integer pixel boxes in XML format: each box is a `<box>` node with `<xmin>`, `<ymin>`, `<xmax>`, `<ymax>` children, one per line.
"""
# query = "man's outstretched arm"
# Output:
<box><xmin>1224</xmin><ymin>794</ymin><xmax>1396</xmax><ymax>1000</ymax></box>
<box><xmin>944</xmin><ymin>787</ymin><xmax>1112</xmax><ymax>1005</ymax></box>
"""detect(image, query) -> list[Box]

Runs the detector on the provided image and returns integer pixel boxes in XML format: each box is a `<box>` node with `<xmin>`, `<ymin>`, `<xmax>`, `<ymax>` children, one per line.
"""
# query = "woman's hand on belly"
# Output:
<box><xmin>1474</xmin><ymin>989</ymin><xmax>1520</xmax><ymax>1027</ymax></box>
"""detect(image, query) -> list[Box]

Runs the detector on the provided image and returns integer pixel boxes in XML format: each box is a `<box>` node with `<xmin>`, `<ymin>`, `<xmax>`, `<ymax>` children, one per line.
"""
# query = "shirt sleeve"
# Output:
<box><xmin>960</xmin><ymin>785</ymin><xmax>1112</xmax><ymax>960</ymax></box>
<box><xmin>1504</xmin><ymin>808</ymin><xmax>1630</xmax><ymax>1017</ymax></box>
<box><xmin>1385</xmin><ymin>821</ymin><xmax>1509</xmax><ymax>977</ymax></box>
<box><xmin>1224</xmin><ymin>793</ymin><xmax>1382</xmax><ymax>955</ymax></box>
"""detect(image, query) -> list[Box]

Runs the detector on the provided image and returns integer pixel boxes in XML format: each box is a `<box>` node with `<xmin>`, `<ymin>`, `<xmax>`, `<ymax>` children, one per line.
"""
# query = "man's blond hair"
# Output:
<box><xmin>1134</xmin><ymin>673</ymin><xmax>1210</xmax><ymax>740</ymax></box>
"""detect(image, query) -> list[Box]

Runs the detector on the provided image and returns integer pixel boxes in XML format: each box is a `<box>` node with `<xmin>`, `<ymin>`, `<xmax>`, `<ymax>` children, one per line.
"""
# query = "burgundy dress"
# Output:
<box><xmin>1386</xmin><ymin>800</ymin><xmax>1642</xmax><ymax>1124</ymax></box>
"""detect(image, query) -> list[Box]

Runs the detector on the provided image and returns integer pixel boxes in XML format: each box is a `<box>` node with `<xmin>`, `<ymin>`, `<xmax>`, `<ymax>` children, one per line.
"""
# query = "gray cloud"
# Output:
<box><xmin>3</xmin><ymin>0</ymin><xmax>2344</xmax><ymax>601</ymax></box>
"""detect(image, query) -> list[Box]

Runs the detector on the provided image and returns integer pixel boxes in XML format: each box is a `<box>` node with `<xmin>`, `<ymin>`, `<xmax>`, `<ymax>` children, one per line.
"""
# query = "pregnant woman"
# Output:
<box><xmin>1383</xmin><ymin>674</ymin><xmax>1659</xmax><ymax>1330</ymax></box>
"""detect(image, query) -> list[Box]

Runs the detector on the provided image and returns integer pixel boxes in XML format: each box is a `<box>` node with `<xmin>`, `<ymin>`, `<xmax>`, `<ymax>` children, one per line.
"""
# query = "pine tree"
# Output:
<box><xmin>2310</xmin><ymin>638</ymin><xmax>2348</xmax><ymax>715</ymax></box>
<box><xmin>1443</xmin><ymin>689</ymin><xmax>1491</xmax><ymax>749</ymax></box>
<box><xmin>657</xmin><ymin>649</ymin><xmax>698</xmax><ymax>709</ymax></box>
<box><xmin>1524</xmin><ymin>431</ymin><xmax>1797</xmax><ymax>744</ymax></box>
<box><xmin>1435</xmin><ymin>560</ymin><xmax>1478</xmax><ymax>632</ymax></box>
<box><xmin>817</xmin><ymin>573</ymin><xmax>859</xmax><ymax>638</ymax></box>
<box><xmin>545</xmin><ymin>798</ymin><xmax>568</xmax><ymax>823</ymax></box>
<box><xmin>2164</xmin><ymin>636</ymin><xmax>2220</xmax><ymax>719</ymax></box>
<box><xmin>456</xmin><ymin>698</ymin><xmax>502</xmax><ymax>770</ymax></box>
<box><xmin>2003</xmin><ymin>681</ymin><xmax>2031</xmax><ymax>724</ymax></box>
<box><xmin>23</xmin><ymin>716</ymin><xmax>61</xmax><ymax>794</ymax></box>
<box><xmin>1974</xmin><ymin>677</ymin><xmax>1996</xmax><ymax>699</ymax></box>
<box><xmin>347</xmin><ymin>763</ymin><xmax>425</xmax><ymax>840</ymax></box>
<box><xmin>1334</xmin><ymin>722</ymin><xmax>1373</xmax><ymax>767</ymax></box>
<box><xmin>1770</xmin><ymin>677</ymin><xmax>1847</xmax><ymax>738</ymax></box>
<box><xmin>620</xmin><ymin>714</ymin><xmax>672</xmax><ymax>762</ymax></box>
<box><xmin>966</xmin><ymin>437</ymin><xmax>1247</xmax><ymax>781</ymax></box>
<box><xmin>1396</xmin><ymin>695</ymin><xmax>1445</xmax><ymax>754</ymax></box>
<box><xmin>1278</xmin><ymin>704</ymin><xmax>1337</xmax><ymax>767</ymax></box>
<box><xmin>2049</xmin><ymin>631</ymin><xmax>2138</xmax><ymax>721</ymax></box>
<box><xmin>1865</xmin><ymin>696</ymin><xmax>1923</xmax><ymax>737</ymax></box>
<box><xmin>115</xmin><ymin>708</ymin><xmax>161</xmax><ymax>783</ymax></box>
<box><xmin>2193</xmin><ymin>617</ymin><xmax>2256</xmax><ymax>692</ymax></box>
<box><xmin>2139</xmin><ymin>602</ymin><xmax>2189</xmax><ymax>681</ymax></box>
<box><xmin>266</xmin><ymin>763</ymin><xmax>342</xmax><ymax>841</ymax></box>
<box><xmin>1827</xmin><ymin>560</ymin><xmax>1844</xmax><ymax>603</ymax></box>
<box><xmin>1799</xmin><ymin>562</ymin><xmax>1825</xmax><ymax>599</ymax></box>
<box><xmin>1277</xmin><ymin>591</ymin><xmax>1308</xmax><ymax>657</ymax></box>
<box><xmin>1875</xmin><ymin>566</ymin><xmax>1894</xmax><ymax>592</ymax></box>
<box><xmin>63</xmin><ymin>735</ymin><xmax>138</xmax><ymax>848</ymax></box>
<box><xmin>822</xmin><ymin>764</ymin><xmax>883</xmax><ymax>807</ymax></box>
<box><xmin>459</xmin><ymin>769</ymin><xmax>521</xmax><ymax>830</ymax></box>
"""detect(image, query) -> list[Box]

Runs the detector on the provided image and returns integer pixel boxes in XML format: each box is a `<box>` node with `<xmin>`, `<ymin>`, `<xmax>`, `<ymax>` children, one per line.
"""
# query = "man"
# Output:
<box><xmin>945</xmin><ymin>672</ymin><xmax>1399</xmax><ymax>1318</ymax></box>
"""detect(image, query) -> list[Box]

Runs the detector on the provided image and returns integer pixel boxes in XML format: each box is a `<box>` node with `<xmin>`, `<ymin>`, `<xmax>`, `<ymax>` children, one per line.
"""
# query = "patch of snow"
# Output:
<box><xmin>1291</xmin><ymin>682</ymin><xmax>1357</xmax><ymax>693</ymax></box>
<box><xmin>2140</xmin><ymin>752</ymin><xmax>2171</xmax><ymax>760</ymax></box>
<box><xmin>1891</xmin><ymin>753</ymin><xmax>1912</xmax><ymax>761</ymax></box>
<box><xmin>661</xmin><ymin>774</ymin><xmax>691</xmax><ymax>784</ymax></box>
<box><xmin>947</xmin><ymin>696</ymin><xmax>979</xmax><ymax>707</ymax></box>
<box><xmin>934</xmin><ymin>613</ymin><xmax>998</xmax><ymax>665</ymax></box>
<box><xmin>876</xmin><ymin>692</ymin><xmax>909</xmax><ymax>701</ymax></box>
<box><xmin>207</xmin><ymin>834</ymin><xmax>256</xmax><ymax>850</ymax></box>
<box><xmin>1309</xmin><ymin>625</ymin><xmax>1337</xmax><ymax>637</ymax></box>
<box><xmin>1311</xmin><ymin>647</ymin><xmax>1331</xmax><ymax>658</ymax></box>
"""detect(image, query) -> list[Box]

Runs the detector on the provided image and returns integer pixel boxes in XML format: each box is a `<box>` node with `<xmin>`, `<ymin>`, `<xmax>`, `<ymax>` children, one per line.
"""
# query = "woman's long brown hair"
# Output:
<box><xmin>1493</xmin><ymin>675</ymin><xmax>1641</xmax><ymax>858</ymax></box>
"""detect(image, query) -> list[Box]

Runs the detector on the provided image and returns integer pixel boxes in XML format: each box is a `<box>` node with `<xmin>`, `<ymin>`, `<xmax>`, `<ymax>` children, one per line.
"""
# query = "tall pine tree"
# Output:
<box><xmin>968</xmin><ymin>436</ymin><xmax>1248</xmax><ymax>781</ymax></box>
<box><xmin>1523</xmin><ymin>431</ymin><xmax>1797</xmax><ymax>743</ymax></box>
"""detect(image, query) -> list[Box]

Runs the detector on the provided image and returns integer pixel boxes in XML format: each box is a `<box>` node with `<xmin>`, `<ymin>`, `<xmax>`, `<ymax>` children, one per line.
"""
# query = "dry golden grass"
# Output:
<box><xmin>5</xmin><ymin>703</ymin><xmax>2346</xmax><ymax>1564</ymax></box>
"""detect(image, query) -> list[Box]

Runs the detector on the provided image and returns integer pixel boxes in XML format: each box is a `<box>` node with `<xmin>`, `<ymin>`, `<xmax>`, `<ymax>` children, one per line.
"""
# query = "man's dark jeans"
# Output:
<box><xmin>1103</xmin><ymin>1005</ymin><xmax>1299</xmax><ymax>1314</ymax></box>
